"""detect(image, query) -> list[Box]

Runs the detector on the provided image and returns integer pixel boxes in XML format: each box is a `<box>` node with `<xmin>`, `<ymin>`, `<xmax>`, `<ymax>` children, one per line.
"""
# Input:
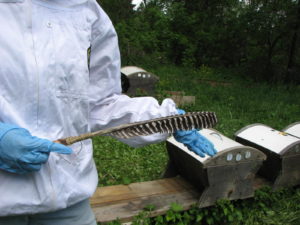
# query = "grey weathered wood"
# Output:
<box><xmin>91</xmin><ymin>177</ymin><xmax>199</xmax><ymax>223</ymax></box>
<box><xmin>90</xmin><ymin>176</ymin><xmax>270</xmax><ymax>223</ymax></box>
<box><xmin>273</xmin><ymin>155</ymin><xmax>300</xmax><ymax>189</ymax></box>
<box><xmin>165</xmin><ymin>91</ymin><xmax>195</xmax><ymax>106</ymax></box>
<box><xmin>165</xmin><ymin>139</ymin><xmax>266</xmax><ymax>208</ymax></box>
<box><xmin>235</xmin><ymin>126</ymin><xmax>300</xmax><ymax>190</ymax></box>
<box><xmin>125</xmin><ymin>72</ymin><xmax>159</xmax><ymax>96</ymax></box>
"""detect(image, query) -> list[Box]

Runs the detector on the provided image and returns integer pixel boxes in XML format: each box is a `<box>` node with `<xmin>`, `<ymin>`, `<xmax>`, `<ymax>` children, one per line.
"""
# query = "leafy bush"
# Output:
<box><xmin>101</xmin><ymin>0</ymin><xmax>300</xmax><ymax>83</ymax></box>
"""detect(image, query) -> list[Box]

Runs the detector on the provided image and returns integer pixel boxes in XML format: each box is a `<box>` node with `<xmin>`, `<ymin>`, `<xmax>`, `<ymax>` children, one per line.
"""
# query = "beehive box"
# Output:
<box><xmin>235</xmin><ymin>124</ymin><xmax>300</xmax><ymax>189</ymax></box>
<box><xmin>283</xmin><ymin>122</ymin><xmax>300</xmax><ymax>138</ymax></box>
<box><xmin>121</xmin><ymin>66</ymin><xmax>159</xmax><ymax>96</ymax></box>
<box><xmin>165</xmin><ymin>129</ymin><xmax>266</xmax><ymax>207</ymax></box>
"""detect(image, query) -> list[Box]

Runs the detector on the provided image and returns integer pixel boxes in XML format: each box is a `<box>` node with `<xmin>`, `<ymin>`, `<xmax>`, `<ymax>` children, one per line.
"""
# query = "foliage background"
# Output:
<box><xmin>98</xmin><ymin>0</ymin><xmax>300</xmax><ymax>84</ymax></box>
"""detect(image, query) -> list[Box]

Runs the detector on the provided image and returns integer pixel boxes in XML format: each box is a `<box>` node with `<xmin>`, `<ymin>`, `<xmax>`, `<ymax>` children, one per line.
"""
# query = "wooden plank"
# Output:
<box><xmin>91</xmin><ymin>176</ymin><xmax>270</xmax><ymax>224</ymax></box>
<box><xmin>91</xmin><ymin>177</ymin><xmax>195</xmax><ymax>207</ymax></box>
<box><xmin>92</xmin><ymin>189</ymin><xmax>199</xmax><ymax>223</ymax></box>
<box><xmin>163</xmin><ymin>91</ymin><xmax>195</xmax><ymax>106</ymax></box>
<box><xmin>91</xmin><ymin>177</ymin><xmax>199</xmax><ymax>223</ymax></box>
<box><xmin>168</xmin><ymin>95</ymin><xmax>195</xmax><ymax>106</ymax></box>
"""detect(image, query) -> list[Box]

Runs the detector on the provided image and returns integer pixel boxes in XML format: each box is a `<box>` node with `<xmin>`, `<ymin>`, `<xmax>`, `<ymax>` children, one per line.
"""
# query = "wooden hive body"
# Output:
<box><xmin>235</xmin><ymin>124</ymin><xmax>300</xmax><ymax>189</ymax></box>
<box><xmin>121</xmin><ymin>66</ymin><xmax>159</xmax><ymax>96</ymax></box>
<box><xmin>165</xmin><ymin>129</ymin><xmax>266</xmax><ymax>207</ymax></box>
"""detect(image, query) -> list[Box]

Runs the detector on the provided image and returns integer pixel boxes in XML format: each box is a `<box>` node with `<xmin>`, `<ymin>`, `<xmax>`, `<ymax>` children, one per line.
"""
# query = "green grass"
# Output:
<box><xmin>93</xmin><ymin>65</ymin><xmax>300</xmax><ymax>224</ymax></box>
<box><xmin>93</xmin><ymin>65</ymin><xmax>300</xmax><ymax>186</ymax></box>
<box><xmin>93</xmin><ymin>137</ymin><xmax>168</xmax><ymax>186</ymax></box>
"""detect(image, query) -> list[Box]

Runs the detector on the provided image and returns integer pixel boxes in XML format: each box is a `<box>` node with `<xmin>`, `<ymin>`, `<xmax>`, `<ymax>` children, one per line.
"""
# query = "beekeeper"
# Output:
<box><xmin>0</xmin><ymin>0</ymin><xmax>216</xmax><ymax>224</ymax></box>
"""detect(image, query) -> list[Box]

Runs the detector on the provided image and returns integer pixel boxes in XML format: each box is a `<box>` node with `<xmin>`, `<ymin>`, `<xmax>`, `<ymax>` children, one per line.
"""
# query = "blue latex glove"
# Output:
<box><xmin>174</xmin><ymin>109</ymin><xmax>217</xmax><ymax>157</ymax></box>
<box><xmin>0</xmin><ymin>123</ymin><xmax>72</xmax><ymax>174</ymax></box>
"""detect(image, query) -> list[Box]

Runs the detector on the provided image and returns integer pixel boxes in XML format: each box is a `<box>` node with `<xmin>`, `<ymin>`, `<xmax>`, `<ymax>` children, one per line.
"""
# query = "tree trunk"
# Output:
<box><xmin>286</xmin><ymin>1</ymin><xmax>300</xmax><ymax>83</ymax></box>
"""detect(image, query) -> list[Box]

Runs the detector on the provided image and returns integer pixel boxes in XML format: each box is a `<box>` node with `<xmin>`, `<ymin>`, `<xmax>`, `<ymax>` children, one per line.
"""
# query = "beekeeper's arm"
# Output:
<box><xmin>88</xmin><ymin>2</ymin><xmax>177</xmax><ymax>147</ymax></box>
<box><xmin>88</xmin><ymin>1</ymin><xmax>217</xmax><ymax>157</ymax></box>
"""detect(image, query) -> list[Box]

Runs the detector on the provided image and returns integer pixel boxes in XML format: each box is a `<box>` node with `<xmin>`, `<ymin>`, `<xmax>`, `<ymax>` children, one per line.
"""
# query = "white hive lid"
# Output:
<box><xmin>283</xmin><ymin>122</ymin><xmax>300</xmax><ymax>138</ymax></box>
<box><xmin>167</xmin><ymin>128</ymin><xmax>258</xmax><ymax>164</ymax></box>
<box><xmin>121</xmin><ymin>66</ymin><xmax>147</xmax><ymax>76</ymax></box>
<box><xmin>236</xmin><ymin>124</ymin><xmax>300</xmax><ymax>154</ymax></box>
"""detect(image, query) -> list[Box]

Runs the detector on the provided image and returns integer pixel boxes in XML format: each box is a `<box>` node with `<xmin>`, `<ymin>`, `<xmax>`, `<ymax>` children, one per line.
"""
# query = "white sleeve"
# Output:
<box><xmin>88</xmin><ymin>2</ymin><xmax>178</xmax><ymax>147</ymax></box>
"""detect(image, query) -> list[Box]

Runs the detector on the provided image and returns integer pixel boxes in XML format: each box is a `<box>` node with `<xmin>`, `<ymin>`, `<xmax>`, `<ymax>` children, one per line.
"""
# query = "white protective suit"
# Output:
<box><xmin>0</xmin><ymin>0</ymin><xmax>177</xmax><ymax>216</ymax></box>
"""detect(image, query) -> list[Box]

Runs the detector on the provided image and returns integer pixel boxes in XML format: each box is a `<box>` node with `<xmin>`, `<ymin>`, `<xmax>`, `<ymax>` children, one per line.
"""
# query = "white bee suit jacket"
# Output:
<box><xmin>0</xmin><ymin>0</ymin><xmax>177</xmax><ymax>216</ymax></box>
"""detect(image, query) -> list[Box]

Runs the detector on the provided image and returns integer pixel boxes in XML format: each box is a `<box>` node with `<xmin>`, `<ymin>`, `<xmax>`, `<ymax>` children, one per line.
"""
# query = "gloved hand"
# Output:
<box><xmin>0</xmin><ymin>123</ymin><xmax>72</xmax><ymax>174</ymax></box>
<box><xmin>174</xmin><ymin>109</ymin><xmax>217</xmax><ymax>157</ymax></box>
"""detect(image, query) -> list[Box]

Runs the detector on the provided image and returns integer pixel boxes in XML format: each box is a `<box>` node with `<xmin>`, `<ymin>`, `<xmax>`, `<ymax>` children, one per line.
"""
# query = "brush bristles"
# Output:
<box><xmin>109</xmin><ymin>112</ymin><xmax>217</xmax><ymax>139</ymax></box>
